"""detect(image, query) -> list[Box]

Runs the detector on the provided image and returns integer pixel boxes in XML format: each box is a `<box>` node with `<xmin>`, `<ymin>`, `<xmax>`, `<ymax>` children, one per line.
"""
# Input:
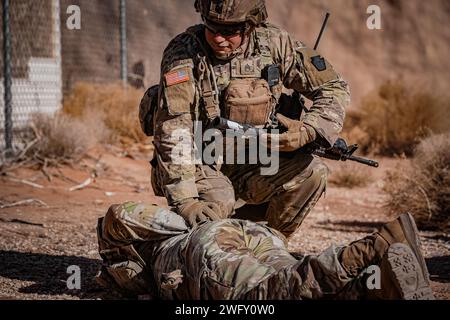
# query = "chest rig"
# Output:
<box><xmin>188</xmin><ymin>25</ymin><xmax>283</xmax><ymax>128</ymax></box>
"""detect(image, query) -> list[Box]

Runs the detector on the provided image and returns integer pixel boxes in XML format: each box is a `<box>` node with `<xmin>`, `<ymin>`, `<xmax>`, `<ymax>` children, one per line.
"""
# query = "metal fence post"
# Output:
<box><xmin>3</xmin><ymin>0</ymin><xmax>13</xmax><ymax>153</ymax></box>
<box><xmin>120</xmin><ymin>0</ymin><xmax>127</xmax><ymax>87</ymax></box>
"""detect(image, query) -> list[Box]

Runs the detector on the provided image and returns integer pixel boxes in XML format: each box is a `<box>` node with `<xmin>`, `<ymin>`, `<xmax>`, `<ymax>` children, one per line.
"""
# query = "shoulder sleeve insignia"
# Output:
<box><xmin>164</xmin><ymin>67</ymin><xmax>191</xmax><ymax>87</ymax></box>
<box><xmin>311</xmin><ymin>55</ymin><xmax>327</xmax><ymax>71</ymax></box>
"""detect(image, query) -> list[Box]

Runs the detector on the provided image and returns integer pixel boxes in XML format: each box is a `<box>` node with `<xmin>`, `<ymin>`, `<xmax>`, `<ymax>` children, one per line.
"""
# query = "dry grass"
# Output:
<box><xmin>63</xmin><ymin>82</ymin><xmax>148</xmax><ymax>144</ymax></box>
<box><xmin>342</xmin><ymin>80</ymin><xmax>450</xmax><ymax>156</ymax></box>
<box><xmin>30</xmin><ymin>113</ymin><xmax>93</xmax><ymax>162</ymax></box>
<box><xmin>383</xmin><ymin>133</ymin><xmax>450</xmax><ymax>231</ymax></box>
<box><xmin>0</xmin><ymin>112</ymin><xmax>112</xmax><ymax>172</ymax></box>
<box><xmin>1</xmin><ymin>82</ymin><xmax>148</xmax><ymax>172</ymax></box>
<box><xmin>328</xmin><ymin>162</ymin><xmax>374</xmax><ymax>188</ymax></box>
<box><xmin>28</xmin><ymin>112</ymin><xmax>110</xmax><ymax>166</ymax></box>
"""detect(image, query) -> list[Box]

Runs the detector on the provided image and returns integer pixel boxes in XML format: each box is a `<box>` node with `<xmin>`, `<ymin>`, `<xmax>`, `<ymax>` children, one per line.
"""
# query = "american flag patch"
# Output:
<box><xmin>165</xmin><ymin>68</ymin><xmax>190</xmax><ymax>86</ymax></box>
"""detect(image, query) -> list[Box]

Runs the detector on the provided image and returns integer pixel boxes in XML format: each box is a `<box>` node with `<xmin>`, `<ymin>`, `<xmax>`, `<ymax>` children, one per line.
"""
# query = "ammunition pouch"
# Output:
<box><xmin>224</xmin><ymin>78</ymin><xmax>273</xmax><ymax>127</ymax></box>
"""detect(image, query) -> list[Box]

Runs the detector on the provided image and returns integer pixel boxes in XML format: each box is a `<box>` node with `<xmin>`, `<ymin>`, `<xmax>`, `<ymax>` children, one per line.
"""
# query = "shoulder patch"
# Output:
<box><xmin>165</xmin><ymin>67</ymin><xmax>191</xmax><ymax>87</ymax></box>
<box><xmin>297</xmin><ymin>47</ymin><xmax>339</xmax><ymax>89</ymax></box>
<box><xmin>311</xmin><ymin>56</ymin><xmax>326</xmax><ymax>72</ymax></box>
<box><xmin>162</xmin><ymin>64</ymin><xmax>195</xmax><ymax>115</ymax></box>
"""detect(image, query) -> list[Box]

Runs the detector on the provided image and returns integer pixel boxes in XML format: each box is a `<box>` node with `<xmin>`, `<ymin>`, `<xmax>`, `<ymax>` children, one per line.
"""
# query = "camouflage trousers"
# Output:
<box><xmin>152</xmin><ymin>153</ymin><xmax>328</xmax><ymax>237</ymax></box>
<box><xmin>96</xmin><ymin>202</ymin><xmax>369</xmax><ymax>300</ymax></box>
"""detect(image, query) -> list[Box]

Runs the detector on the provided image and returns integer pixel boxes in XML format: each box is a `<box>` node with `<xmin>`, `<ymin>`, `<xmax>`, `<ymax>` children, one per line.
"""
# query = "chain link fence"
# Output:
<box><xmin>1</xmin><ymin>0</ymin><xmax>62</xmax><ymax>151</ymax></box>
<box><xmin>60</xmin><ymin>0</ymin><xmax>199</xmax><ymax>93</ymax></box>
<box><xmin>1</xmin><ymin>0</ymin><xmax>200</xmax><ymax>153</ymax></box>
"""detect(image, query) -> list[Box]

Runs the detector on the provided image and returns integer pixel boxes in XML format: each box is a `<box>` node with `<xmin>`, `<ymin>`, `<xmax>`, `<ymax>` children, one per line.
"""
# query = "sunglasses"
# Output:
<box><xmin>204</xmin><ymin>21</ymin><xmax>246</xmax><ymax>36</ymax></box>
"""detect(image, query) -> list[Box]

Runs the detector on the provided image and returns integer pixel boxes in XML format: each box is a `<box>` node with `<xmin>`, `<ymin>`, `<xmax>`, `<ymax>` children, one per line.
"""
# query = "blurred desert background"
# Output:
<box><xmin>58</xmin><ymin>0</ymin><xmax>450</xmax><ymax>104</ymax></box>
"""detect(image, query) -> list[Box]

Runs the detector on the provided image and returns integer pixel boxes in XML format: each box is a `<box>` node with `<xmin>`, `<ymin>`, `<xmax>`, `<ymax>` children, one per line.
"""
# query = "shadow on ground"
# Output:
<box><xmin>316</xmin><ymin>219</ymin><xmax>384</xmax><ymax>233</ymax></box>
<box><xmin>0</xmin><ymin>250</ymin><xmax>119</xmax><ymax>299</ymax></box>
<box><xmin>426</xmin><ymin>255</ymin><xmax>450</xmax><ymax>283</ymax></box>
<box><xmin>233</xmin><ymin>203</ymin><xmax>268</xmax><ymax>222</ymax></box>
<box><xmin>422</xmin><ymin>234</ymin><xmax>450</xmax><ymax>242</ymax></box>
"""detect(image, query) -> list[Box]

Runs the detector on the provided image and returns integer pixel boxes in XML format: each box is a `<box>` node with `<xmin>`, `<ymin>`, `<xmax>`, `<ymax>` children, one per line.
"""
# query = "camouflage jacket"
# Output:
<box><xmin>153</xmin><ymin>23</ymin><xmax>350</xmax><ymax>205</ymax></box>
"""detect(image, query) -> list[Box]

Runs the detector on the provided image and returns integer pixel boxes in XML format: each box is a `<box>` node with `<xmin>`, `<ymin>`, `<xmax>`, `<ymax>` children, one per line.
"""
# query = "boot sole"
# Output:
<box><xmin>386</xmin><ymin>243</ymin><xmax>434</xmax><ymax>300</ymax></box>
<box><xmin>399</xmin><ymin>213</ymin><xmax>431</xmax><ymax>283</ymax></box>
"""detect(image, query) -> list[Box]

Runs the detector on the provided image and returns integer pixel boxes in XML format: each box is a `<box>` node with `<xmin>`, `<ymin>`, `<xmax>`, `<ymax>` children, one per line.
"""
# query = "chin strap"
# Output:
<box><xmin>213</xmin><ymin>33</ymin><xmax>250</xmax><ymax>61</ymax></box>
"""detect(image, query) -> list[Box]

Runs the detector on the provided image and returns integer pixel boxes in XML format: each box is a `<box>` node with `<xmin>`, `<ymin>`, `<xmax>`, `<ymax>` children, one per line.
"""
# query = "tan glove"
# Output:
<box><xmin>176</xmin><ymin>198</ymin><xmax>222</xmax><ymax>227</ymax></box>
<box><xmin>265</xmin><ymin>114</ymin><xmax>317</xmax><ymax>152</ymax></box>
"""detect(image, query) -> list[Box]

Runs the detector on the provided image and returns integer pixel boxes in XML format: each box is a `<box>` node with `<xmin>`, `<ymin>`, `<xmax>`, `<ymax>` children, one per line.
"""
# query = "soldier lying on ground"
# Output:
<box><xmin>95</xmin><ymin>202</ymin><xmax>434</xmax><ymax>300</ymax></box>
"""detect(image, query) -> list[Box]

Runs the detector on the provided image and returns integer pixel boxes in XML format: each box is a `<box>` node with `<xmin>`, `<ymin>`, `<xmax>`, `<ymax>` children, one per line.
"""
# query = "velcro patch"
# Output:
<box><xmin>311</xmin><ymin>56</ymin><xmax>326</xmax><ymax>71</ymax></box>
<box><xmin>165</xmin><ymin>67</ymin><xmax>190</xmax><ymax>86</ymax></box>
<box><xmin>297</xmin><ymin>47</ymin><xmax>339</xmax><ymax>89</ymax></box>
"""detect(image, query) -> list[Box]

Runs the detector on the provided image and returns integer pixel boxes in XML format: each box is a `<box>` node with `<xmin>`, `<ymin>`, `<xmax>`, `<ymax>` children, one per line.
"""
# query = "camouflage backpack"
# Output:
<box><xmin>138</xmin><ymin>84</ymin><xmax>159</xmax><ymax>136</ymax></box>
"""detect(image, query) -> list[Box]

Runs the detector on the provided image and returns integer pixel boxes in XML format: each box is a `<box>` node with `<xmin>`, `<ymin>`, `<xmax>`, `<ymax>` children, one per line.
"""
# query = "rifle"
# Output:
<box><xmin>211</xmin><ymin>116</ymin><xmax>379</xmax><ymax>168</ymax></box>
<box><xmin>310</xmin><ymin>138</ymin><xmax>379</xmax><ymax>167</ymax></box>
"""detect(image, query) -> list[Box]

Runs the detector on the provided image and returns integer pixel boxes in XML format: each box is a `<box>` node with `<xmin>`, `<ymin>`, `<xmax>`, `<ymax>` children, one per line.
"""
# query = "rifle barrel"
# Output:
<box><xmin>312</xmin><ymin>150</ymin><xmax>379</xmax><ymax>168</ymax></box>
<box><xmin>347</xmin><ymin>155</ymin><xmax>379</xmax><ymax>168</ymax></box>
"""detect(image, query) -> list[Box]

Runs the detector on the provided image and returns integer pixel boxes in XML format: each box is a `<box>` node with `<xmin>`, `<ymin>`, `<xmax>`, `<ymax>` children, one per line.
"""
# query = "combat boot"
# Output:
<box><xmin>374</xmin><ymin>212</ymin><xmax>434</xmax><ymax>299</ymax></box>
<box><xmin>376</xmin><ymin>242</ymin><xmax>434</xmax><ymax>299</ymax></box>
<box><xmin>338</xmin><ymin>213</ymin><xmax>434</xmax><ymax>299</ymax></box>
<box><xmin>340</xmin><ymin>213</ymin><xmax>430</xmax><ymax>276</ymax></box>
<box><xmin>377</xmin><ymin>212</ymin><xmax>430</xmax><ymax>283</ymax></box>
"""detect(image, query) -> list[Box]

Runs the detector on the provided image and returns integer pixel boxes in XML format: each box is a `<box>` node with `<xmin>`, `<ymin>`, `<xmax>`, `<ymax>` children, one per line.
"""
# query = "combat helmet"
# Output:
<box><xmin>194</xmin><ymin>0</ymin><xmax>268</xmax><ymax>26</ymax></box>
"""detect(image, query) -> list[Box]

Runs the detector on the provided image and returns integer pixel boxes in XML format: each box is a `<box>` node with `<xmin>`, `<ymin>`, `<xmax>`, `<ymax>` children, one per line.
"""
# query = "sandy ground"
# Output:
<box><xmin>0</xmin><ymin>146</ymin><xmax>448</xmax><ymax>300</ymax></box>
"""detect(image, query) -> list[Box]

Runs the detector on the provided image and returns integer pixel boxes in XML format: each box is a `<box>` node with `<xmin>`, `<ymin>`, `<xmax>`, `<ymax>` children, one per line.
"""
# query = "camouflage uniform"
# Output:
<box><xmin>97</xmin><ymin>202</ymin><xmax>352</xmax><ymax>299</ymax></box>
<box><xmin>149</xmin><ymin>21</ymin><xmax>349</xmax><ymax>236</ymax></box>
<box><xmin>96</xmin><ymin>202</ymin><xmax>434</xmax><ymax>300</ymax></box>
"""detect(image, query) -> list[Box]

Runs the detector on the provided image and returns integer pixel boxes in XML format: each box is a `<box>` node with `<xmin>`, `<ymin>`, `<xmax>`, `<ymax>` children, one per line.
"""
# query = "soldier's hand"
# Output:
<box><xmin>264</xmin><ymin>114</ymin><xmax>317</xmax><ymax>152</ymax></box>
<box><xmin>176</xmin><ymin>198</ymin><xmax>221</xmax><ymax>227</ymax></box>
